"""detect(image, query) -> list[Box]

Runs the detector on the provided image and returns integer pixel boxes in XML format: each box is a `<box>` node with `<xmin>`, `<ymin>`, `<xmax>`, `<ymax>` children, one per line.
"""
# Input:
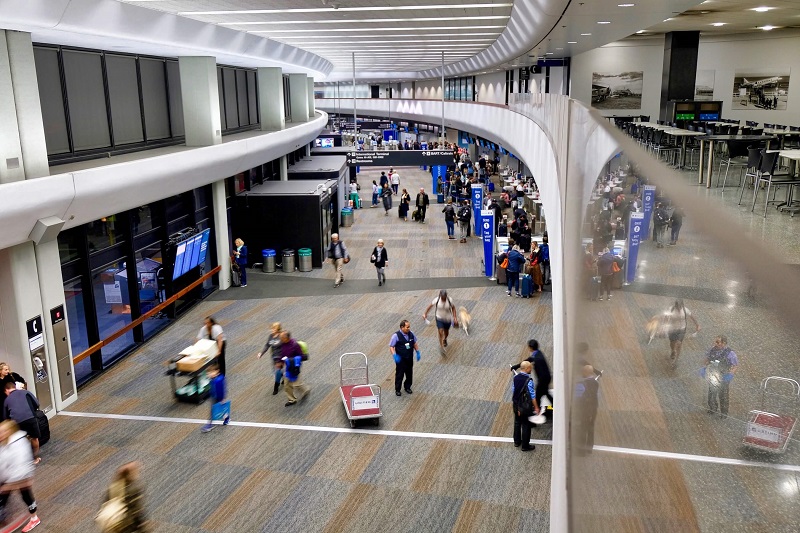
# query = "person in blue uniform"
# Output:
<box><xmin>389</xmin><ymin>320</ymin><xmax>420</xmax><ymax>397</ymax></box>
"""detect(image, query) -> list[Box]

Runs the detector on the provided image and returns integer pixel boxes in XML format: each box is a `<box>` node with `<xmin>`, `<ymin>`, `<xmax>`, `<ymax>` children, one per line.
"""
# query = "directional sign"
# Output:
<box><xmin>346</xmin><ymin>150</ymin><xmax>454</xmax><ymax>167</ymax></box>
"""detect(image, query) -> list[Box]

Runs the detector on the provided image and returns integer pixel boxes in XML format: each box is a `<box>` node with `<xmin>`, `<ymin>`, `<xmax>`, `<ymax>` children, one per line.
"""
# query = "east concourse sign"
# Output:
<box><xmin>346</xmin><ymin>150</ymin><xmax>454</xmax><ymax>167</ymax></box>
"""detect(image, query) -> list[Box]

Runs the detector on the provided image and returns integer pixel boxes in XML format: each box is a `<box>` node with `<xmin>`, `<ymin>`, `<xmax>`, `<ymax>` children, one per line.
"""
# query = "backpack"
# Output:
<box><xmin>654</xmin><ymin>208</ymin><xmax>668</xmax><ymax>225</ymax></box>
<box><xmin>514</xmin><ymin>377</ymin><xmax>534</xmax><ymax>417</ymax></box>
<box><xmin>457</xmin><ymin>206</ymin><xmax>470</xmax><ymax>221</ymax></box>
<box><xmin>540</xmin><ymin>244</ymin><xmax>550</xmax><ymax>263</ymax></box>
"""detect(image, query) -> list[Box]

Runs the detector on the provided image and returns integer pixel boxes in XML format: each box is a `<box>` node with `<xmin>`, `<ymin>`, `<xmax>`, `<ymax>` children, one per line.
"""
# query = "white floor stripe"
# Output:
<box><xmin>61</xmin><ymin>411</ymin><xmax>800</xmax><ymax>472</ymax></box>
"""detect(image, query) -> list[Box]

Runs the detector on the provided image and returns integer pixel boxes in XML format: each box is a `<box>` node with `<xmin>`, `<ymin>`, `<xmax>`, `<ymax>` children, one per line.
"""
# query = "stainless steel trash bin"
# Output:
<box><xmin>298</xmin><ymin>248</ymin><xmax>312</xmax><ymax>272</ymax></box>
<box><xmin>262</xmin><ymin>249</ymin><xmax>276</xmax><ymax>273</ymax></box>
<box><xmin>282</xmin><ymin>249</ymin><xmax>295</xmax><ymax>272</ymax></box>
<box><xmin>341</xmin><ymin>208</ymin><xmax>353</xmax><ymax>227</ymax></box>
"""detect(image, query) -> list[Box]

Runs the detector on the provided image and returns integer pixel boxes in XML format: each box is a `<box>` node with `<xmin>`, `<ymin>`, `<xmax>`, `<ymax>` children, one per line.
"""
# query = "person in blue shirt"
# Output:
<box><xmin>703</xmin><ymin>335</ymin><xmax>738</xmax><ymax>418</ymax></box>
<box><xmin>511</xmin><ymin>360</ymin><xmax>539</xmax><ymax>451</ymax></box>
<box><xmin>506</xmin><ymin>245</ymin><xmax>527</xmax><ymax>297</ymax></box>
<box><xmin>389</xmin><ymin>320</ymin><xmax>420</xmax><ymax>397</ymax></box>
<box><xmin>201</xmin><ymin>364</ymin><xmax>228</xmax><ymax>432</ymax></box>
<box><xmin>232</xmin><ymin>238</ymin><xmax>248</xmax><ymax>287</ymax></box>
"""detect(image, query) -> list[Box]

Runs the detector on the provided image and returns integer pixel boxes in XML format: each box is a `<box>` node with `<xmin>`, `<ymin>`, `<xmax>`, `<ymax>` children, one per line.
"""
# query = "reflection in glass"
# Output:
<box><xmin>91</xmin><ymin>261</ymin><xmax>134</xmax><ymax>364</ymax></box>
<box><xmin>64</xmin><ymin>278</ymin><xmax>91</xmax><ymax>383</ymax></box>
<box><xmin>87</xmin><ymin>216</ymin><xmax>123</xmax><ymax>253</ymax></box>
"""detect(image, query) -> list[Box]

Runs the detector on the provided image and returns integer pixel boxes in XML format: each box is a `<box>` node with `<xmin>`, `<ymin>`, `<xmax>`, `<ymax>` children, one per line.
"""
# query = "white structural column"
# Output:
<box><xmin>178</xmin><ymin>57</ymin><xmax>222</xmax><ymax>147</ymax></box>
<box><xmin>279</xmin><ymin>155</ymin><xmax>288</xmax><ymax>181</ymax></box>
<box><xmin>307</xmin><ymin>76</ymin><xmax>315</xmax><ymax>118</ymax></box>
<box><xmin>288</xmin><ymin>73</ymin><xmax>309</xmax><ymax>123</ymax></box>
<box><xmin>0</xmin><ymin>30</ymin><xmax>73</xmax><ymax>412</ymax></box>
<box><xmin>257</xmin><ymin>67</ymin><xmax>284</xmax><ymax>131</ymax></box>
<box><xmin>178</xmin><ymin>56</ymin><xmax>230</xmax><ymax>289</ymax></box>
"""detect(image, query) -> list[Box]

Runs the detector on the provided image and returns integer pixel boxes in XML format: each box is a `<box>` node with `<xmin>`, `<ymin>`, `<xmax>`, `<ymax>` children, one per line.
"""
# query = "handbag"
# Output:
<box><xmin>612</xmin><ymin>261</ymin><xmax>621</xmax><ymax>273</ymax></box>
<box><xmin>500</xmin><ymin>257</ymin><xmax>509</xmax><ymax>269</ymax></box>
<box><xmin>211</xmin><ymin>400</ymin><xmax>231</xmax><ymax>421</ymax></box>
<box><xmin>96</xmin><ymin>480</ymin><xmax>126</xmax><ymax>532</ymax></box>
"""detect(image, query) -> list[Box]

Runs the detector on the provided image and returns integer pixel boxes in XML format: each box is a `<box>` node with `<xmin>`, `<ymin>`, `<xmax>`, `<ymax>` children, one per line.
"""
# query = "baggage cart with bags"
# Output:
<box><xmin>339</xmin><ymin>352</ymin><xmax>382</xmax><ymax>427</ymax></box>
<box><xmin>743</xmin><ymin>376</ymin><xmax>799</xmax><ymax>454</ymax></box>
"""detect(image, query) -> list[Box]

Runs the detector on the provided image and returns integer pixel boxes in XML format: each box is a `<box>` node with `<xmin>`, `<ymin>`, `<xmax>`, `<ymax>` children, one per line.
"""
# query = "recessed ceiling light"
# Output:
<box><xmin>556</xmin><ymin>47</ymin><xmax>563</xmax><ymax>50</ymax></box>
<box><xmin>760</xmin><ymin>25</ymin><xmax>776</xmax><ymax>30</ymax></box>
<box><xmin>618</xmin><ymin>3</ymin><xmax>634</xmax><ymax>7</ymax></box>
<box><xmin>567</xmin><ymin>41</ymin><xmax>577</xmax><ymax>44</ymax></box>
<box><xmin>751</xmin><ymin>6</ymin><xmax>775</xmax><ymax>12</ymax></box>
<box><xmin>581</xmin><ymin>33</ymin><xmax>592</xmax><ymax>36</ymax></box>
<box><xmin>710</xmin><ymin>22</ymin><xmax>726</xmax><ymax>26</ymax></box>
<box><xmin>597</xmin><ymin>21</ymin><xmax>611</xmax><ymax>24</ymax></box>
<box><xmin>635</xmin><ymin>30</ymin><xmax>646</xmax><ymax>33</ymax></box>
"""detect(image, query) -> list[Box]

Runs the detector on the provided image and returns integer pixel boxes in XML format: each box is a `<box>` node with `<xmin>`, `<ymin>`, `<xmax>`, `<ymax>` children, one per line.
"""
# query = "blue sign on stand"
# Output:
<box><xmin>641</xmin><ymin>185</ymin><xmax>656</xmax><ymax>241</ymax></box>
<box><xmin>481</xmin><ymin>209</ymin><xmax>495</xmax><ymax>278</ymax></box>
<box><xmin>471</xmin><ymin>184</ymin><xmax>483</xmax><ymax>235</ymax></box>
<box><xmin>432</xmin><ymin>165</ymin><xmax>447</xmax><ymax>196</ymax></box>
<box><xmin>626</xmin><ymin>212</ymin><xmax>645</xmax><ymax>284</ymax></box>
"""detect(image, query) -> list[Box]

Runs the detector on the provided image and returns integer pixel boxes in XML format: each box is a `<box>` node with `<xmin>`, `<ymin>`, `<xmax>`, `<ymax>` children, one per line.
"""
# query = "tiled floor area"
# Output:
<box><xmin>14</xmin><ymin>160</ymin><xmax>800</xmax><ymax>532</ymax></box>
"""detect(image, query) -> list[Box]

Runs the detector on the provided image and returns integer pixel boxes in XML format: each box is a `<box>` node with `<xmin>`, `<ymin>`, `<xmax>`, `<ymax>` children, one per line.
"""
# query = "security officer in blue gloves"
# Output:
<box><xmin>389</xmin><ymin>319</ymin><xmax>420</xmax><ymax>397</ymax></box>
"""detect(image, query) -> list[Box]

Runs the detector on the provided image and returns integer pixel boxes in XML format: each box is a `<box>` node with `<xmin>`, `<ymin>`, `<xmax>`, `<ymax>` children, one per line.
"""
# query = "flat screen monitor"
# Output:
<box><xmin>172</xmin><ymin>229</ymin><xmax>211</xmax><ymax>281</ymax></box>
<box><xmin>315</xmin><ymin>138</ymin><xmax>334</xmax><ymax>148</ymax></box>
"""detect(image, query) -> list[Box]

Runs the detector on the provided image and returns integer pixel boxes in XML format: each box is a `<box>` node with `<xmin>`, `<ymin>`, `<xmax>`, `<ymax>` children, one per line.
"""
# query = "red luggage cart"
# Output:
<box><xmin>743</xmin><ymin>376</ymin><xmax>799</xmax><ymax>454</ymax></box>
<box><xmin>339</xmin><ymin>352</ymin><xmax>382</xmax><ymax>428</ymax></box>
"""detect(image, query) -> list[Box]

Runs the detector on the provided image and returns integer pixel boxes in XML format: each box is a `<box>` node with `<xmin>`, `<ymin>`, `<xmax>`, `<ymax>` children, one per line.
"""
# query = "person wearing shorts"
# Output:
<box><xmin>422</xmin><ymin>289</ymin><xmax>458</xmax><ymax>353</ymax></box>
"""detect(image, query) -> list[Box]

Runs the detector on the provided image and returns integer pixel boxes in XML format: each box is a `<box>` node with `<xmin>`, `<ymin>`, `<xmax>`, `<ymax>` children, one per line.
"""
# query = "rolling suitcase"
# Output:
<box><xmin>36</xmin><ymin>409</ymin><xmax>50</xmax><ymax>446</ymax></box>
<box><xmin>231</xmin><ymin>265</ymin><xmax>241</xmax><ymax>287</ymax></box>
<box><xmin>520</xmin><ymin>274</ymin><xmax>534</xmax><ymax>298</ymax></box>
<box><xmin>496</xmin><ymin>266</ymin><xmax>507</xmax><ymax>285</ymax></box>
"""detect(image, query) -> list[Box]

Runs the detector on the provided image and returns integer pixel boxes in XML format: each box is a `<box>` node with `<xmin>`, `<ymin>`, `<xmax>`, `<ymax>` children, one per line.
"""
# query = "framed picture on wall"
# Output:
<box><xmin>731</xmin><ymin>70</ymin><xmax>790</xmax><ymax>110</ymax></box>
<box><xmin>591</xmin><ymin>71</ymin><xmax>643</xmax><ymax>110</ymax></box>
<box><xmin>695</xmin><ymin>70</ymin><xmax>715</xmax><ymax>101</ymax></box>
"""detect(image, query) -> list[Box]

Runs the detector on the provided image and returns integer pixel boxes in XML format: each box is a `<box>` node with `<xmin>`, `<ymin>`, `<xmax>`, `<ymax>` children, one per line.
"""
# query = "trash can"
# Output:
<box><xmin>341</xmin><ymin>208</ymin><xmax>353</xmax><ymax>227</ymax></box>
<box><xmin>262</xmin><ymin>249</ymin><xmax>276</xmax><ymax>273</ymax></box>
<box><xmin>282</xmin><ymin>249</ymin><xmax>295</xmax><ymax>273</ymax></box>
<box><xmin>298</xmin><ymin>248</ymin><xmax>312</xmax><ymax>272</ymax></box>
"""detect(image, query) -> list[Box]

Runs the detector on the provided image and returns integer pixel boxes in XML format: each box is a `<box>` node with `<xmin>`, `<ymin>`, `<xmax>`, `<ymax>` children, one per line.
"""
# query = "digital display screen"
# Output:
<box><xmin>314</xmin><ymin>138</ymin><xmax>334</xmax><ymax>148</ymax></box>
<box><xmin>676</xmin><ymin>103</ymin><xmax>694</xmax><ymax>111</ymax></box>
<box><xmin>172</xmin><ymin>229</ymin><xmax>211</xmax><ymax>281</ymax></box>
<box><xmin>675</xmin><ymin>113</ymin><xmax>695</xmax><ymax>120</ymax></box>
<box><xmin>613</xmin><ymin>247</ymin><xmax>623</xmax><ymax>256</ymax></box>
<box><xmin>700</xmin><ymin>103</ymin><xmax>720</xmax><ymax>111</ymax></box>
<box><xmin>699</xmin><ymin>113</ymin><xmax>719</xmax><ymax>120</ymax></box>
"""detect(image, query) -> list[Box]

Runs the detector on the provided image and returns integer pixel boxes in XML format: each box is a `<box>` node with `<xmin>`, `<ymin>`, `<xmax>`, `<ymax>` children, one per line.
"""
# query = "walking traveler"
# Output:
<box><xmin>389</xmin><ymin>320</ymin><xmax>420</xmax><ymax>396</ymax></box>
<box><xmin>370</xmin><ymin>239</ymin><xmax>389</xmax><ymax>286</ymax></box>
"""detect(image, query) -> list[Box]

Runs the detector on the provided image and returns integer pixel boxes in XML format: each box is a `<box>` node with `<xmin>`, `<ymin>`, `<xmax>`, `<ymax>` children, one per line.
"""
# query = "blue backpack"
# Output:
<box><xmin>540</xmin><ymin>244</ymin><xmax>550</xmax><ymax>263</ymax></box>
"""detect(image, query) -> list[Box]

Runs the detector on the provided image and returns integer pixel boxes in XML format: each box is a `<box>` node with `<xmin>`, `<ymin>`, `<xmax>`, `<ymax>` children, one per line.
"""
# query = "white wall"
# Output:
<box><xmin>400</xmin><ymin>82</ymin><xmax>414</xmax><ymax>99</ymax></box>
<box><xmin>475</xmin><ymin>71</ymin><xmax>505</xmax><ymax>104</ymax></box>
<box><xmin>571</xmin><ymin>37</ymin><xmax>665</xmax><ymax>120</ymax></box>
<box><xmin>699</xmin><ymin>30</ymin><xmax>800</xmax><ymax>126</ymax></box>
<box><xmin>415</xmin><ymin>79</ymin><xmax>442</xmax><ymax>100</ymax></box>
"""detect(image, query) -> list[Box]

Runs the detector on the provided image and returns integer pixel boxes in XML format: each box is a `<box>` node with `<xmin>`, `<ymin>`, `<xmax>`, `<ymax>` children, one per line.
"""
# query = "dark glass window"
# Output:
<box><xmin>64</xmin><ymin>277</ymin><xmax>91</xmax><ymax>383</ymax></box>
<box><xmin>91</xmin><ymin>261</ymin><xmax>134</xmax><ymax>364</ymax></box>
<box><xmin>140</xmin><ymin>58</ymin><xmax>170</xmax><ymax>140</ymax></box>
<box><xmin>105</xmin><ymin>54</ymin><xmax>144</xmax><ymax>145</ymax></box>
<box><xmin>33</xmin><ymin>47</ymin><xmax>70</xmax><ymax>155</ymax></box>
<box><xmin>87</xmin><ymin>216</ymin><xmax>125</xmax><ymax>254</ymax></box>
<box><xmin>223</xmin><ymin>68</ymin><xmax>239</xmax><ymax>129</ymax></box>
<box><xmin>247</xmin><ymin>71</ymin><xmax>258</xmax><ymax>125</ymax></box>
<box><xmin>62</xmin><ymin>50</ymin><xmax>111</xmax><ymax>151</ymax></box>
<box><xmin>236</xmin><ymin>69</ymin><xmax>249</xmax><ymax>126</ymax></box>
<box><xmin>58</xmin><ymin>227</ymin><xmax>82</xmax><ymax>264</ymax></box>
<box><xmin>165</xmin><ymin>60</ymin><xmax>185</xmax><ymax>137</ymax></box>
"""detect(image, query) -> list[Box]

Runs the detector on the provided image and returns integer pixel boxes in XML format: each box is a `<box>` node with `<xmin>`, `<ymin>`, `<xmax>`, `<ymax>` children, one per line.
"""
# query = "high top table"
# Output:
<box><xmin>697</xmin><ymin>134</ymin><xmax>777</xmax><ymax>188</ymax></box>
<box><xmin>638</xmin><ymin>123</ymin><xmax>705</xmax><ymax>168</ymax></box>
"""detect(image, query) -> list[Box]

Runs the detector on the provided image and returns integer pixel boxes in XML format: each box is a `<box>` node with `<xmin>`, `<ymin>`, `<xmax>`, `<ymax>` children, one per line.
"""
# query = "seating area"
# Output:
<box><xmin>617</xmin><ymin>118</ymin><xmax>800</xmax><ymax>217</ymax></box>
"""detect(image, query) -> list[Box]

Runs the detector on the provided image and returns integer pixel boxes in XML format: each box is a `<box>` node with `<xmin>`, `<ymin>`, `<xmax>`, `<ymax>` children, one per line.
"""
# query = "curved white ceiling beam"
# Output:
<box><xmin>0</xmin><ymin>0</ymin><xmax>333</xmax><ymax>78</ymax></box>
<box><xmin>324</xmin><ymin>0</ymin><xmax>569</xmax><ymax>83</ymax></box>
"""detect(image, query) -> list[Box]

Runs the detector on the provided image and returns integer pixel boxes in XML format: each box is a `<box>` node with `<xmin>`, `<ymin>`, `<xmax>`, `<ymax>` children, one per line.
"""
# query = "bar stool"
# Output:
<box><xmin>718</xmin><ymin>140</ymin><xmax>750</xmax><ymax>191</ymax></box>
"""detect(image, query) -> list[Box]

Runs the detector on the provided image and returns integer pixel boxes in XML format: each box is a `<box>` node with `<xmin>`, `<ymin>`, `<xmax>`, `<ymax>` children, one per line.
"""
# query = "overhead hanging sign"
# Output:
<box><xmin>346</xmin><ymin>150</ymin><xmax>454</xmax><ymax>167</ymax></box>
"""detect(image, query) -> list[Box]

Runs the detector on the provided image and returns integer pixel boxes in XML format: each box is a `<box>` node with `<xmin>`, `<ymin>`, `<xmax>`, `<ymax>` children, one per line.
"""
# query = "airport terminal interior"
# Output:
<box><xmin>2</xmin><ymin>0</ymin><xmax>800</xmax><ymax>532</ymax></box>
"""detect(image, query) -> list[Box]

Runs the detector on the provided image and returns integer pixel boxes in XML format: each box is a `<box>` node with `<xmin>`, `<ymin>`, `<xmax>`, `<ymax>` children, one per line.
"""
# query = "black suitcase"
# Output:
<box><xmin>36</xmin><ymin>409</ymin><xmax>50</xmax><ymax>446</ymax></box>
<box><xmin>231</xmin><ymin>265</ymin><xmax>241</xmax><ymax>287</ymax></box>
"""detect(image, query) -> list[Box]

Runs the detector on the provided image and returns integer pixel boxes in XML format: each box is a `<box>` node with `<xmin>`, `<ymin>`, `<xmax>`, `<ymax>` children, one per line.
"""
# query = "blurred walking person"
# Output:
<box><xmin>0</xmin><ymin>420</ymin><xmax>41</xmax><ymax>531</ymax></box>
<box><xmin>97</xmin><ymin>461</ymin><xmax>148</xmax><ymax>532</ymax></box>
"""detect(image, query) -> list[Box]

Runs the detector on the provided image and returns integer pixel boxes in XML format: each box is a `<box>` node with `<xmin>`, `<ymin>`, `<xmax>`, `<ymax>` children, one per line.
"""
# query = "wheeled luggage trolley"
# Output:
<box><xmin>339</xmin><ymin>352</ymin><xmax>382</xmax><ymax>427</ymax></box>
<box><xmin>743</xmin><ymin>376</ymin><xmax>799</xmax><ymax>454</ymax></box>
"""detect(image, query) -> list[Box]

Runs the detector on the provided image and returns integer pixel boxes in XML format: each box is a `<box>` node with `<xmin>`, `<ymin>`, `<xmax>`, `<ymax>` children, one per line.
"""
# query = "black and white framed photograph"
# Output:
<box><xmin>694</xmin><ymin>70</ymin><xmax>715</xmax><ymax>101</ymax></box>
<box><xmin>591</xmin><ymin>71</ymin><xmax>643</xmax><ymax>109</ymax></box>
<box><xmin>731</xmin><ymin>70</ymin><xmax>790</xmax><ymax>110</ymax></box>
